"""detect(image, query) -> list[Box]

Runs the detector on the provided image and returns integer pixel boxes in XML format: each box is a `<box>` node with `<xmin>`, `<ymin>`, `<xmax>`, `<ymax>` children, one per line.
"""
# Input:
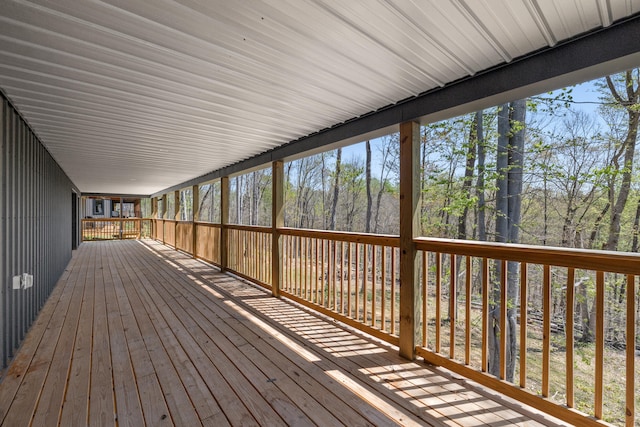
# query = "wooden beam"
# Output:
<box><xmin>272</xmin><ymin>161</ymin><xmax>284</xmax><ymax>297</ymax></box>
<box><xmin>119</xmin><ymin>197</ymin><xmax>123</xmax><ymax>239</ymax></box>
<box><xmin>399</xmin><ymin>121</ymin><xmax>420</xmax><ymax>360</ymax></box>
<box><xmin>151</xmin><ymin>197</ymin><xmax>158</xmax><ymax>239</ymax></box>
<box><xmin>192</xmin><ymin>185</ymin><xmax>199</xmax><ymax>259</ymax></box>
<box><xmin>220</xmin><ymin>176</ymin><xmax>229</xmax><ymax>271</ymax></box>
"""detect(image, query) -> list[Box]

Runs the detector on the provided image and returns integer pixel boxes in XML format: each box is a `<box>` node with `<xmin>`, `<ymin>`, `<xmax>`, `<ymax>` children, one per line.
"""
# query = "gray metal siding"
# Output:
<box><xmin>0</xmin><ymin>94</ymin><xmax>78</xmax><ymax>368</ymax></box>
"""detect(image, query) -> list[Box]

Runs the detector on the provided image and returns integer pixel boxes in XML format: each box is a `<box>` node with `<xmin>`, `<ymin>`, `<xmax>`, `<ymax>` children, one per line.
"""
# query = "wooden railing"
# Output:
<box><xmin>280</xmin><ymin>228</ymin><xmax>400</xmax><ymax>345</ymax></box>
<box><xmin>163</xmin><ymin>219</ymin><xmax>176</xmax><ymax>247</ymax></box>
<box><xmin>154</xmin><ymin>219</ymin><xmax>164</xmax><ymax>242</ymax></box>
<box><xmin>149</xmin><ymin>220</ymin><xmax>637</xmax><ymax>426</ymax></box>
<box><xmin>195</xmin><ymin>223</ymin><xmax>221</xmax><ymax>265</ymax></box>
<box><xmin>414</xmin><ymin>237</ymin><xmax>638</xmax><ymax>426</ymax></box>
<box><xmin>227</xmin><ymin>224</ymin><xmax>272</xmax><ymax>286</ymax></box>
<box><xmin>81</xmin><ymin>218</ymin><xmax>151</xmax><ymax>241</ymax></box>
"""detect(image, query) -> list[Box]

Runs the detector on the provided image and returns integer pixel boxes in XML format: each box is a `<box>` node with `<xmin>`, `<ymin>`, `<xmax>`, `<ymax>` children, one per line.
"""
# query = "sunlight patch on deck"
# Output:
<box><xmin>223</xmin><ymin>299</ymin><xmax>321</xmax><ymax>363</ymax></box>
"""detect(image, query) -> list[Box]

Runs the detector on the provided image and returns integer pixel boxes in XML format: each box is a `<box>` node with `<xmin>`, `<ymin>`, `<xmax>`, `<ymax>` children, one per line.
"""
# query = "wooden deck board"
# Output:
<box><xmin>0</xmin><ymin>240</ymin><xmax>569</xmax><ymax>426</ymax></box>
<box><xmin>59</xmin><ymin>243</ymin><xmax>95</xmax><ymax>426</ymax></box>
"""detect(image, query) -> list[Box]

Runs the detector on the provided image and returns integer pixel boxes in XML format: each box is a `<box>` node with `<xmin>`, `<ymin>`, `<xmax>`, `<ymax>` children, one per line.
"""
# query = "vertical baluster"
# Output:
<box><xmin>328</xmin><ymin>239</ymin><xmax>333</xmax><ymax>308</ymax></box>
<box><xmin>465</xmin><ymin>255</ymin><xmax>471</xmax><ymax>365</ymax></box>
<box><xmin>303</xmin><ymin>237</ymin><xmax>307</xmax><ymax>299</ymax></box>
<box><xmin>332</xmin><ymin>240</ymin><xmax>338</xmax><ymax>312</ymax></box>
<box><xmin>287</xmin><ymin>234</ymin><xmax>292</xmax><ymax>292</ymax></box>
<box><xmin>314</xmin><ymin>238</ymin><xmax>319</xmax><ymax>304</ymax></box>
<box><xmin>298</xmin><ymin>235</ymin><xmax>302</xmax><ymax>295</ymax></box>
<box><xmin>422</xmin><ymin>251</ymin><xmax>428</xmax><ymax>348</ymax></box>
<box><xmin>481</xmin><ymin>257</ymin><xmax>489</xmax><ymax>372</ymax></box>
<box><xmin>595</xmin><ymin>270</ymin><xmax>604</xmax><ymax>419</ymax></box>
<box><xmin>355</xmin><ymin>243</ymin><xmax>360</xmax><ymax>321</ymax></box>
<box><xmin>347</xmin><ymin>242</ymin><xmax>352</xmax><ymax>317</ymax></box>
<box><xmin>625</xmin><ymin>274</ymin><xmax>635</xmax><ymax>427</ymax></box>
<box><xmin>253</xmin><ymin>231</ymin><xmax>257</xmax><ymax>280</ymax></box>
<box><xmin>520</xmin><ymin>262</ymin><xmax>529</xmax><ymax>387</ymax></box>
<box><xmin>450</xmin><ymin>254</ymin><xmax>457</xmax><ymax>359</ymax></box>
<box><xmin>500</xmin><ymin>259</ymin><xmax>507</xmax><ymax>380</ymax></box>
<box><xmin>381</xmin><ymin>246</ymin><xmax>387</xmax><ymax>332</ymax></box>
<box><xmin>290</xmin><ymin>234</ymin><xmax>294</xmax><ymax>293</ymax></box>
<box><xmin>391</xmin><ymin>247</ymin><xmax>396</xmax><ymax>335</ymax></box>
<box><xmin>435</xmin><ymin>252</ymin><xmax>441</xmax><ymax>353</ymax></box>
<box><xmin>363</xmin><ymin>244</ymin><xmax>369</xmax><ymax>324</ymax></box>
<box><xmin>371</xmin><ymin>245</ymin><xmax>377</xmax><ymax>327</ymax></box>
<box><xmin>340</xmin><ymin>242</ymin><xmax>345</xmax><ymax>315</ymax></box>
<box><xmin>321</xmin><ymin>238</ymin><xmax>325</xmax><ymax>302</ymax></box>
<box><xmin>542</xmin><ymin>265</ymin><xmax>551</xmax><ymax>397</ymax></box>
<box><xmin>565</xmin><ymin>267</ymin><xmax>574</xmax><ymax>405</ymax></box>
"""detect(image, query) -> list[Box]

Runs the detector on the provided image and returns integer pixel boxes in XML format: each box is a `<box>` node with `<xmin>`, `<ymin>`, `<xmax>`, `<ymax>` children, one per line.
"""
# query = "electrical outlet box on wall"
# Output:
<box><xmin>23</xmin><ymin>274</ymin><xmax>33</xmax><ymax>289</ymax></box>
<box><xmin>12</xmin><ymin>274</ymin><xmax>34</xmax><ymax>290</ymax></box>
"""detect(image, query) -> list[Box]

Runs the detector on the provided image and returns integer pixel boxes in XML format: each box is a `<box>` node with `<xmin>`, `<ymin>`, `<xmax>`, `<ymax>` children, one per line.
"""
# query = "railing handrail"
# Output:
<box><xmin>279</xmin><ymin>227</ymin><xmax>399</xmax><ymax>246</ymax></box>
<box><xmin>414</xmin><ymin>236</ymin><xmax>640</xmax><ymax>275</ymax></box>
<box><xmin>194</xmin><ymin>221</ymin><xmax>222</xmax><ymax>227</ymax></box>
<box><xmin>154</xmin><ymin>221</ymin><xmax>640</xmax><ymax>274</ymax></box>
<box><xmin>226</xmin><ymin>223</ymin><xmax>271</xmax><ymax>232</ymax></box>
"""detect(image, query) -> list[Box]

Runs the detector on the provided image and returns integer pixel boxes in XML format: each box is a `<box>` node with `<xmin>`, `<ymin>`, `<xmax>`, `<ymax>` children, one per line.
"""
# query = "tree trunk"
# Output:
<box><xmin>329</xmin><ymin>149</ymin><xmax>342</xmax><ymax>231</ymax></box>
<box><xmin>505</xmin><ymin>98</ymin><xmax>526</xmax><ymax>382</ymax></box>
<box><xmin>489</xmin><ymin>101</ymin><xmax>525</xmax><ymax>382</ymax></box>
<box><xmin>420</xmin><ymin>127</ymin><xmax>429</xmax><ymax>235</ymax></box>
<box><xmin>457</xmin><ymin>118</ymin><xmax>477</xmax><ymax>240</ymax></box>
<box><xmin>475</xmin><ymin>111</ymin><xmax>487</xmax><ymax>242</ymax></box>
<box><xmin>603</xmin><ymin>71</ymin><xmax>640</xmax><ymax>251</ymax></box>
<box><xmin>632</xmin><ymin>197</ymin><xmax>640</xmax><ymax>252</ymax></box>
<box><xmin>489</xmin><ymin>103</ymin><xmax>511</xmax><ymax>377</ymax></box>
<box><xmin>454</xmin><ymin>116</ymin><xmax>478</xmax><ymax>319</ymax></box>
<box><xmin>365</xmin><ymin>141</ymin><xmax>372</xmax><ymax>233</ymax></box>
<box><xmin>198</xmin><ymin>184</ymin><xmax>212</xmax><ymax>222</ymax></box>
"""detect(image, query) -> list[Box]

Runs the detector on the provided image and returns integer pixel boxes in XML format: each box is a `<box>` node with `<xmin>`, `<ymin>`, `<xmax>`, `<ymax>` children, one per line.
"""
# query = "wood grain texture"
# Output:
<box><xmin>0</xmin><ymin>239</ymin><xmax>572</xmax><ymax>426</ymax></box>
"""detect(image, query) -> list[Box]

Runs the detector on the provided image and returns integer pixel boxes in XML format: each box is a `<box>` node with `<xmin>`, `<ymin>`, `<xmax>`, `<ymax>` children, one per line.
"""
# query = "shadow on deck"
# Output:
<box><xmin>0</xmin><ymin>240</ymin><xmax>567</xmax><ymax>426</ymax></box>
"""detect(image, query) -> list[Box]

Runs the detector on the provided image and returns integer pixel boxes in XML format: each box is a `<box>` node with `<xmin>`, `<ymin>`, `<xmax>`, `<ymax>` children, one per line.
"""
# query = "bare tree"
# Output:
<box><xmin>603</xmin><ymin>69</ymin><xmax>640</xmax><ymax>251</ymax></box>
<box><xmin>329</xmin><ymin>149</ymin><xmax>342</xmax><ymax>230</ymax></box>
<box><xmin>489</xmin><ymin>100</ymin><xmax>526</xmax><ymax>382</ymax></box>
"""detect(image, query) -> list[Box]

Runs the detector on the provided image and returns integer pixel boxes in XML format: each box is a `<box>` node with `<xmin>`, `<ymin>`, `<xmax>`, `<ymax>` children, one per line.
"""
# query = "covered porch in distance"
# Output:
<box><xmin>0</xmin><ymin>239</ymin><xmax>564</xmax><ymax>426</ymax></box>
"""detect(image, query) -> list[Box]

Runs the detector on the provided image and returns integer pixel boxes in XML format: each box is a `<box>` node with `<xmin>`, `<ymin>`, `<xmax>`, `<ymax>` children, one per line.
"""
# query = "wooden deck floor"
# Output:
<box><xmin>0</xmin><ymin>240</ymin><xmax>568</xmax><ymax>426</ymax></box>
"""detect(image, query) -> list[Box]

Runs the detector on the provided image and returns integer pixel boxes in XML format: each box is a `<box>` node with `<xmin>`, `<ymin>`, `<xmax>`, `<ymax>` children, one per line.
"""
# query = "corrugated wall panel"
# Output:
<box><xmin>0</xmin><ymin>93</ymin><xmax>78</xmax><ymax>367</ymax></box>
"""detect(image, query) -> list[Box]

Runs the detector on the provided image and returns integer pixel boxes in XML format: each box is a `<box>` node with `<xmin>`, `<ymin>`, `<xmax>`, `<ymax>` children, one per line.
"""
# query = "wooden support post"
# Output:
<box><xmin>192</xmin><ymin>184</ymin><xmax>199</xmax><ymax>258</ymax></box>
<box><xmin>161</xmin><ymin>193</ymin><xmax>167</xmax><ymax>244</ymax></box>
<box><xmin>220</xmin><ymin>176</ymin><xmax>229</xmax><ymax>271</ymax></box>
<box><xmin>399</xmin><ymin>121</ymin><xmax>420</xmax><ymax>360</ymax></box>
<box><xmin>272</xmin><ymin>161</ymin><xmax>284</xmax><ymax>297</ymax></box>
<box><xmin>119</xmin><ymin>197</ymin><xmax>123</xmax><ymax>239</ymax></box>
<box><xmin>174</xmin><ymin>190</ymin><xmax>180</xmax><ymax>248</ymax></box>
<box><xmin>151</xmin><ymin>197</ymin><xmax>158</xmax><ymax>239</ymax></box>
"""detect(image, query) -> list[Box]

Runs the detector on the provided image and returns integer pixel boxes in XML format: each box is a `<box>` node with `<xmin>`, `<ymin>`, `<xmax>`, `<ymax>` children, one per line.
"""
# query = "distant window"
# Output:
<box><xmin>94</xmin><ymin>200</ymin><xmax>104</xmax><ymax>215</ymax></box>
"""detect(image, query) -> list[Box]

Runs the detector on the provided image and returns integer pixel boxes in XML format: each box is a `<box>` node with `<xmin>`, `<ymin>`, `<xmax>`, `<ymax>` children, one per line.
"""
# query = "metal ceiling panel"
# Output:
<box><xmin>0</xmin><ymin>0</ymin><xmax>637</xmax><ymax>194</ymax></box>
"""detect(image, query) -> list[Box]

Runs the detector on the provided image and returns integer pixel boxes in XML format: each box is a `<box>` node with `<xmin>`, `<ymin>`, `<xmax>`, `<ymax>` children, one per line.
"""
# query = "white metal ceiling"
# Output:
<box><xmin>1</xmin><ymin>0</ymin><xmax>638</xmax><ymax>194</ymax></box>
